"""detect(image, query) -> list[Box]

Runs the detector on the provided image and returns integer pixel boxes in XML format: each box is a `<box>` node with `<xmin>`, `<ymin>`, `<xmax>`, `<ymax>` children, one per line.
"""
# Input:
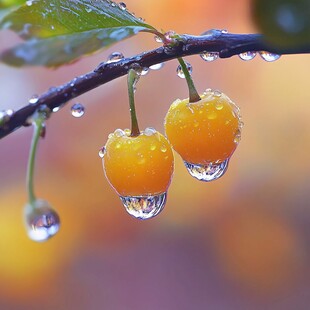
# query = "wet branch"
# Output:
<box><xmin>1</xmin><ymin>31</ymin><xmax>310</xmax><ymax>140</ymax></box>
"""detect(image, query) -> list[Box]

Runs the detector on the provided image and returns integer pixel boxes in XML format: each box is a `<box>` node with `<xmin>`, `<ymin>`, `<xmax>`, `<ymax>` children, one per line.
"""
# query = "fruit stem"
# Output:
<box><xmin>127</xmin><ymin>69</ymin><xmax>140</xmax><ymax>137</ymax></box>
<box><xmin>26</xmin><ymin>114</ymin><xmax>45</xmax><ymax>208</ymax></box>
<box><xmin>177</xmin><ymin>57</ymin><xmax>201</xmax><ymax>103</ymax></box>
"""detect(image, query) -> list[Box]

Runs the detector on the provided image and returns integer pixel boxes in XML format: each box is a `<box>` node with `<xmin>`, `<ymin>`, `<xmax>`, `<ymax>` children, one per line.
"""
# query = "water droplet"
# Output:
<box><xmin>99</xmin><ymin>146</ymin><xmax>106</xmax><ymax>158</ymax></box>
<box><xmin>160</xmin><ymin>145</ymin><xmax>167</xmax><ymax>152</ymax></box>
<box><xmin>107</xmin><ymin>52</ymin><xmax>124</xmax><ymax>63</ymax></box>
<box><xmin>149</xmin><ymin>63</ymin><xmax>164</xmax><ymax>70</ymax></box>
<box><xmin>239</xmin><ymin>51</ymin><xmax>256</xmax><ymax>61</ymax></box>
<box><xmin>114</xmin><ymin>128</ymin><xmax>125</xmax><ymax>137</ymax></box>
<box><xmin>144</xmin><ymin>127</ymin><xmax>156</xmax><ymax>136</ymax></box>
<box><xmin>154</xmin><ymin>35</ymin><xmax>163</xmax><ymax>43</ymax></box>
<box><xmin>85</xmin><ymin>7</ymin><xmax>92</xmax><ymax>13</ymax></box>
<box><xmin>150</xmin><ymin>144</ymin><xmax>156</xmax><ymax>151</ymax></box>
<box><xmin>71</xmin><ymin>103</ymin><xmax>85</xmax><ymax>118</ymax></box>
<box><xmin>140</xmin><ymin>67</ymin><xmax>149</xmax><ymax>76</ymax></box>
<box><xmin>215</xmin><ymin>101</ymin><xmax>224</xmax><ymax>110</ymax></box>
<box><xmin>221</xmin><ymin>29</ymin><xmax>228</xmax><ymax>34</ymax></box>
<box><xmin>234</xmin><ymin>129</ymin><xmax>242</xmax><ymax>144</ymax></box>
<box><xmin>120</xmin><ymin>193</ymin><xmax>167</xmax><ymax>220</ymax></box>
<box><xmin>24</xmin><ymin>200</ymin><xmax>60</xmax><ymax>242</ymax></box>
<box><xmin>26</xmin><ymin>0</ymin><xmax>33</xmax><ymax>6</ymax></box>
<box><xmin>200</xmin><ymin>52</ymin><xmax>219</xmax><ymax>62</ymax></box>
<box><xmin>176</xmin><ymin>61</ymin><xmax>192</xmax><ymax>78</ymax></box>
<box><xmin>52</xmin><ymin>107</ymin><xmax>60</xmax><ymax>112</ymax></box>
<box><xmin>0</xmin><ymin>109</ymin><xmax>14</xmax><ymax>127</ymax></box>
<box><xmin>29</xmin><ymin>95</ymin><xmax>39</xmax><ymax>104</ymax></box>
<box><xmin>118</xmin><ymin>2</ymin><xmax>126</xmax><ymax>10</ymax></box>
<box><xmin>164</xmin><ymin>30</ymin><xmax>177</xmax><ymax>41</ymax></box>
<box><xmin>184</xmin><ymin>159</ymin><xmax>229</xmax><ymax>182</ymax></box>
<box><xmin>124</xmin><ymin>128</ymin><xmax>131</xmax><ymax>136</ymax></box>
<box><xmin>259</xmin><ymin>51</ymin><xmax>281</xmax><ymax>62</ymax></box>
<box><xmin>213</xmin><ymin>90</ymin><xmax>222</xmax><ymax>97</ymax></box>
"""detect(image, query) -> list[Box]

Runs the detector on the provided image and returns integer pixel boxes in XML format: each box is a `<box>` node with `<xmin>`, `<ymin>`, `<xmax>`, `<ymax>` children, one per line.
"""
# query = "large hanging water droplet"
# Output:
<box><xmin>259</xmin><ymin>51</ymin><xmax>281</xmax><ymax>62</ymax></box>
<box><xmin>24</xmin><ymin>200</ymin><xmax>60</xmax><ymax>242</ymax></box>
<box><xmin>107</xmin><ymin>52</ymin><xmax>124</xmax><ymax>63</ymax></box>
<box><xmin>176</xmin><ymin>62</ymin><xmax>192</xmax><ymax>79</ymax></box>
<box><xmin>120</xmin><ymin>193</ymin><xmax>166</xmax><ymax>220</ymax></box>
<box><xmin>238</xmin><ymin>51</ymin><xmax>256</xmax><ymax>61</ymax></box>
<box><xmin>71</xmin><ymin>103</ymin><xmax>85</xmax><ymax>118</ymax></box>
<box><xmin>149</xmin><ymin>63</ymin><xmax>164</xmax><ymax>70</ymax></box>
<box><xmin>184</xmin><ymin>159</ymin><xmax>229</xmax><ymax>182</ymax></box>
<box><xmin>200</xmin><ymin>52</ymin><xmax>219</xmax><ymax>62</ymax></box>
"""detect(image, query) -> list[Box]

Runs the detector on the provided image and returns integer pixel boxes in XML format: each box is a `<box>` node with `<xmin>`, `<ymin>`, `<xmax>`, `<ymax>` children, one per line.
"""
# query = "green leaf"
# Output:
<box><xmin>252</xmin><ymin>0</ymin><xmax>310</xmax><ymax>48</ymax></box>
<box><xmin>0</xmin><ymin>0</ymin><xmax>157</xmax><ymax>66</ymax></box>
<box><xmin>1</xmin><ymin>27</ymin><xmax>146</xmax><ymax>67</ymax></box>
<box><xmin>0</xmin><ymin>0</ymin><xmax>24</xmax><ymax>10</ymax></box>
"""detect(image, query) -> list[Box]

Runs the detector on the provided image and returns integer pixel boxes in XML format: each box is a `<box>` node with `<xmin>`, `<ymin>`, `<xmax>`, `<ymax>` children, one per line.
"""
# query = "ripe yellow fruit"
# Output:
<box><xmin>164</xmin><ymin>89</ymin><xmax>242</xmax><ymax>181</ymax></box>
<box><xmin>102</xmin><ymin>128</ymin><xmax>174</xmax><ymax>197</ymax></box>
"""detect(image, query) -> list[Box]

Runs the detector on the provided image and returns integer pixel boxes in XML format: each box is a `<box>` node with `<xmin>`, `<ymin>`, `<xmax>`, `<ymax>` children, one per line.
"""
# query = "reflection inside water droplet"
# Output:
<box><xmin>107</xmin><ymin>52</ymin><xmax>124</xmax><ymax>63</ymax></box>
<box><xmin>239</xmin><ymin>51</ymin><xmax>256</xmax><ymax>61</ymax></box>
<box><xmin>200</xmin><ymin>52</ymin><xmax>219</xmax><ymax>62</ymax></box>
<box><xmin>25</xmin><ymin>203</ymin><xmax>60</xmax><ymax>242</ymax></box>
<box><xmin>71</xmin><ymin>103</ymin><xmax>85</xmax><ymax>118</ymax></box>
<box><xmin>120</xmin><ymin>192</ymin><xmax>167</xmax><ymax>220</ymax></box>
<box><xmin>176</xmin><ymin>62</ymin><xmax>192</xmax><ymax>78</ymax></box>
<box><xmin>118</xmin><ymin>2</ymin><xmax>127</xmax><ymax>10</ymax></box>
<box><xmin>184</xmin><ymin>159</ymin><xmax>229</xmax><ymax>182</ymax></box>
<box><xmin>259</xmin><ymin>51</ymin><xmax>281</xmax><ymax>62</ymax></box>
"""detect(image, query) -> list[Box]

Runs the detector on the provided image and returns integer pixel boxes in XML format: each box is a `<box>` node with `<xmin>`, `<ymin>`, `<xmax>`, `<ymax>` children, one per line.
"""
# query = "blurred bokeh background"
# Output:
<box><xmin>1</xmin><ymin>0</ymin><xmax>310</xmax><ymax>309</ymax></box>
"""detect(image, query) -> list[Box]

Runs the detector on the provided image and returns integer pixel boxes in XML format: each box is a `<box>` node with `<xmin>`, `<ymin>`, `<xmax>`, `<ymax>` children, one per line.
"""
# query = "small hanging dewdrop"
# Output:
<box><xmin>165</xmin><ymin>57</ymin><xmax>243</xmax><ymax>181</ymax></box>
<box><xmin>101</xmin><ymin>69</ymin><xmax>174</xmax><ymax>220</ymax></box>
<box><xmin>24</xmin><ymin>106</ymin><xmax>60</xmax><ymax>242</ymax></box>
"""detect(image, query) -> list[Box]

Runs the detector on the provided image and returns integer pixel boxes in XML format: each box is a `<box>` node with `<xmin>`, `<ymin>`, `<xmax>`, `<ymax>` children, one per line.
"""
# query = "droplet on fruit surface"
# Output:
<box><xmin>200</xmin><ymin>52</ymin><xmax>219</xmax><ymax>62</ymax></box>
<box><xmin>71</xmin><ymin>103</ymin><xmax>85</xmax><ymax>118</ymax></box>
<box><xmin>98</xmin><ymin>146</ymin><xmax>106</xmax><ymax>158</ymax></box>
<box><xmin>149</xmin><ymin>63</ymin><xmax>164</xmax><ymax>70</ymax></box>
<box><xmin>120</xmin><ymin>192</ymin><xmax>167</xmax><ymax>220</ymax></box>
<box><xmin>144</xmin><ymin>127</ymin><xmax>156</xmax><ymax>136</ymax></box>
<box><xmin>107</xmin><ymin>52</ymin><xmax>124</xmax><ymax>63</ymax></box>
<box><xmin>234</xmin><ymin>128</ymin><xmax>242</xmax><ymax>144</ymax></box>
<box><xmin>24</xmin><ymin>201</ymin><xmax>60</xmax><ymax>242</ymax></box>
<box><xmin>114</xmin><ymin>128</ymin><xmax>125</xmax><ymax>137</ymax></box>
<box><xmin>184</xmin><ymin>159</ymin><xmax>229</xmax><ymax>182</ymax></box>
<box><xmin>239</xmin><ymin>51</ymin><xmax>257</xmax><ymax>61</ymax></box>
<box><xmin>176</xmin><ymin>62</ymin><xmax>192</xmax><ymax>78</ymax></box>
<box><xmin>259</xmin><ymin>51</ymin><xmax>281</xmax><ymax>62</ymax></box>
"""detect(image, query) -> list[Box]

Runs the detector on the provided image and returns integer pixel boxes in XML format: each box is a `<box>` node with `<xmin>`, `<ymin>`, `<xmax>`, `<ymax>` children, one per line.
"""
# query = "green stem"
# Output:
<box><xmin>26</xmin><ymin>115</ymin><xmax>44</xmax><ymax>208</ymax></box>
<box><xmin>177</xmin><ymin>57</ymin><xmax>201</xmax><ymax>103</ymax></box>
<box><xmin>127</xmin><ymin>69</ymin><xmax>140</xmax><ymax>137</ymax></box>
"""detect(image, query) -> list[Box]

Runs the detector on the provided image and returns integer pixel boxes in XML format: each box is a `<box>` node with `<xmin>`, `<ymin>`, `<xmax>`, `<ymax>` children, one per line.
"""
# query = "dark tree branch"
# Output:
<box><xmin>1</xmin><ymin>31</ymin><xmax>310</xmax><ymax>140</ymax></box>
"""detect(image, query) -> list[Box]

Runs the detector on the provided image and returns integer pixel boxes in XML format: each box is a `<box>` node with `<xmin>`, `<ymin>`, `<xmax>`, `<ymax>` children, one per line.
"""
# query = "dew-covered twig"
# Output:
<box><xmin>1</xmin><ymin>30</ymin><xmax>310</xmax><ymax>140</ymax></box>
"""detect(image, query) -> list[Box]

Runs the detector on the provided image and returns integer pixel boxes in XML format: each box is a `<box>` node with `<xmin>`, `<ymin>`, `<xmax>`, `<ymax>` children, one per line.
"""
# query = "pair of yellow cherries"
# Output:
<box><xmin>102</xmin><ymin>89</ymin><xmax>242</xmax><ymax>220</ymax></box>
